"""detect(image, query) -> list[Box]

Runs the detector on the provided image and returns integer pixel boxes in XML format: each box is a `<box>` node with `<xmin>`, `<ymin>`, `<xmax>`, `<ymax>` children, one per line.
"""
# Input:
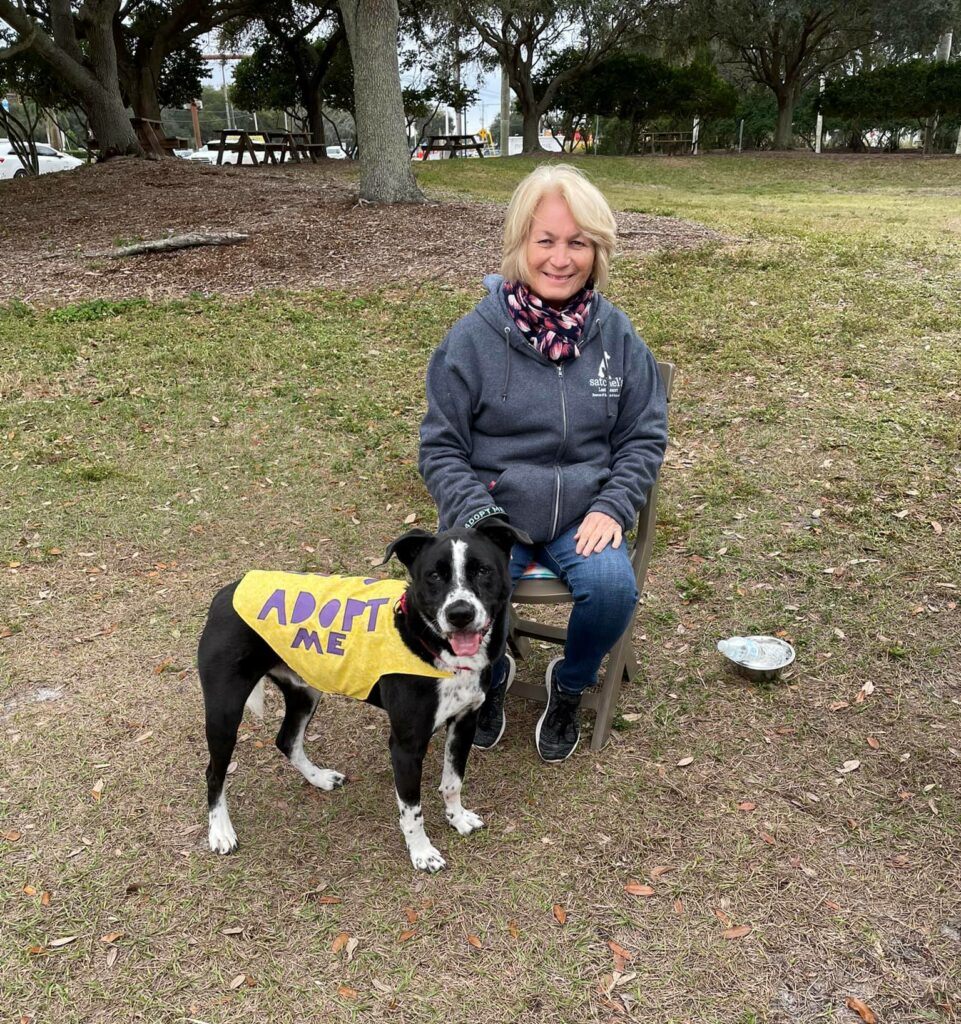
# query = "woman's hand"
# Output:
<box><xmin>574</xmin><ymin>511</ymin><xmax>622</xmax><ymax>556</ymax></box>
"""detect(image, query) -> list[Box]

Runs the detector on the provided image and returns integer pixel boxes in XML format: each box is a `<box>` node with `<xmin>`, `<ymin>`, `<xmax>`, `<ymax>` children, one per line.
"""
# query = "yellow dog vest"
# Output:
<box><xmin>232</xmin><ymin>571</ymin><xmax>452</xmax><ymax>700</ymax></box>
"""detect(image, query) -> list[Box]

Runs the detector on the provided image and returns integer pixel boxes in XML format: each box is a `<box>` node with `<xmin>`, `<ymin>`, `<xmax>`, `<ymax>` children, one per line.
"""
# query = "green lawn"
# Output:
<box><xmin>1</xmin><ymin>154</ymin><xmax>960</xmax><ymax>1024</ymax></box>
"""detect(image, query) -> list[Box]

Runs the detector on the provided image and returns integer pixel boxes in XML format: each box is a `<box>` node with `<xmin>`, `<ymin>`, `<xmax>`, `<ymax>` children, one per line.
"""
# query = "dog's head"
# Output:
<box><xmin>383</xmin><ymin>519</ymin><xmax>530</xmax><ymax>657</ymax></box>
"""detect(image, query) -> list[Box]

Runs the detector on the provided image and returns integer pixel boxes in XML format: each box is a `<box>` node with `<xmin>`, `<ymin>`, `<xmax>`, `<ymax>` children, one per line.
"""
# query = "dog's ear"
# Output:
<box><xmin>474</xmin><ymin>517</ymin><xmax>532</xmax><ymax>554</ymax></box>
<box><xmin>381</xmin><ymin>528</ymin><xmax>436</xmax><ymax>569</ymax></box>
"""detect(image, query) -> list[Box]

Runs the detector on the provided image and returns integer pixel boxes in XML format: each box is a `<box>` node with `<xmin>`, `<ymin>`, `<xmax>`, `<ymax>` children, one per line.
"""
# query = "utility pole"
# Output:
<box><xmin>815</xmin><ymin>75</ymin><xmax>825</xmax><ymax>154</ymax></box>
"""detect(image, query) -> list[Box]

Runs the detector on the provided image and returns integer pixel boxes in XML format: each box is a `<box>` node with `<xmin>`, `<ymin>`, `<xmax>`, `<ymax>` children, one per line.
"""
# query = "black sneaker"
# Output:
<box><xmin>473</xmin><ymin>654</ymin><xmax>516</xmax><ymax>750</ymax></box>
<box><xmin>535</xmin><ymin>657</ymin><xmax>582</xmax><ymax>763</ymax></box>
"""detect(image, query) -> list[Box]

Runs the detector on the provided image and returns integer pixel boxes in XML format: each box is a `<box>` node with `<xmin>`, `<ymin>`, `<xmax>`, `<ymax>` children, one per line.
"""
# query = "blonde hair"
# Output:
<box><xmin>501</xmin><ymin>165</ymin><xmax>617</xmax><ymax>291</ymax></box>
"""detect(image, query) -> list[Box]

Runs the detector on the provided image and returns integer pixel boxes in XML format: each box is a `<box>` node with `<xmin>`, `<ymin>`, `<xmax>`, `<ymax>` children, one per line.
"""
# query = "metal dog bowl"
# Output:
<box><xmin>717</xmin><ymin>635</ymin><xmax>795</xmax><ymax>682</ymax></box>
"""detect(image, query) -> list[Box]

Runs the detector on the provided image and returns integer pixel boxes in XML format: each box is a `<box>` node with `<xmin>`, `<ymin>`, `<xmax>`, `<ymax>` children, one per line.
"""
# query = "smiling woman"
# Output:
<box><xmin>418</xmin><ymin>164</ymin><xmax>668</xmax><ymax>763</ymax></box>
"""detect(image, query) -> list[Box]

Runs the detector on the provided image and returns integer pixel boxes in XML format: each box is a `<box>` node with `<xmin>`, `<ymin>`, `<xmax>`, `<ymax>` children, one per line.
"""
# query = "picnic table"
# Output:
<box><xmin>419</xmin><ymin>134</ymin><xmax>485</xmax><ymax>159</ymax></box>
<box><xmin>267</xmin><ymin>131</ymin><xmax>327</xmax><ymax>163</ymax></box>
<box><xmin>132</xmin><ymin>118</ymin><xmax>187</xmax><ymax>157</ymax></box>
<box><xmin>641</xmin><ymin>131</ymin><xmax>694</xmax><ymax>156</ymax></box>
<box><xmin>207</xmin><ymin>130</ymin><xmax>331</xmax><ymax>165</ymax></box>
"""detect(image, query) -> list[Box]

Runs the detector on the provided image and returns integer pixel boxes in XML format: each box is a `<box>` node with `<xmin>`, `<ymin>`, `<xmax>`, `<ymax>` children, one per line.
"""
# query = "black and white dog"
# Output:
<box><xmin>197</xmin><ymin>518</ymin><xmax>528</xmax><ymax>872</ymax></box>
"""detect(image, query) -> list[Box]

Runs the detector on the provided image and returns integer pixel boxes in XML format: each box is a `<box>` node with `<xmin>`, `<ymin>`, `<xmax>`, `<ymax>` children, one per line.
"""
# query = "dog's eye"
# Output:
<box><xmin>474</xmin><ymin>565</ymin><xmax>492</xmax><ymax>577</ymax></box>
<box><xmin>427</xmin><ymin>570</ymin><xmax>443</xmax><ymax>583</ymax></box>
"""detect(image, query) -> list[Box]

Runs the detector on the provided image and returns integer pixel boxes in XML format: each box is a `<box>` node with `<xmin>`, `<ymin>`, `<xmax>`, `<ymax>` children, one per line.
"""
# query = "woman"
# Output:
<box><xmin>418</xmin><ymin>165</ymin><xmax>667</xmax><ymax>762</ymax></box>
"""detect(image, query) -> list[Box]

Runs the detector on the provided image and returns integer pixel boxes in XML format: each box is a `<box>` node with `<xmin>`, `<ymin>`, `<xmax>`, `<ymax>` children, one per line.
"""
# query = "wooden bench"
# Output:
<box><xmin>641</xmin><ymin>131</ymin><xmax>694</xmax><ymax>156</ymax></box>
<box><xmin>419</xmin><ymin>134</ymin><xmax>484</xmax><ymax>159</ymax></box>
<box><xmin>267</xmin><ymin>131</ymin><xmax>327</xmax><ymax>163</ymax></box>
<box><xmin>131</xmin><ymin>118</ymin><xmax>187</xmax><ymax>157</ymax></box>
<box><xmin>207</xmin><ymin>130</ymin><xmax>291</xmax><ymax>166</ymax></box>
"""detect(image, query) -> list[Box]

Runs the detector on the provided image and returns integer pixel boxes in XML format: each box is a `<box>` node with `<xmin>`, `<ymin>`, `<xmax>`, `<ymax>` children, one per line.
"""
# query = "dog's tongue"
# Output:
<box><xmin>450</xmin><ymin>631</ymin><xmax>483</xmax><ymax>657</ymax></box>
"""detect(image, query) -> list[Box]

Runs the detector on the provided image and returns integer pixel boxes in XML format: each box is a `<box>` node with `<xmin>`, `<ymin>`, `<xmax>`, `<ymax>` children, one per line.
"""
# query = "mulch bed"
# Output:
<box><xmin>1</xmin><ymin>157</ymin><xmax>723</xmax><ymax>305</ymax></box>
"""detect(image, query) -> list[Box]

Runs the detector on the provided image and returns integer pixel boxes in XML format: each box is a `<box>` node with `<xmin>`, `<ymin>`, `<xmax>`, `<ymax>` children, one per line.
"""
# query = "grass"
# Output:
<box><xmin>1</xmin><ymin>154</ymin><xmax>960</xmax><ymax>1024</ymax></box>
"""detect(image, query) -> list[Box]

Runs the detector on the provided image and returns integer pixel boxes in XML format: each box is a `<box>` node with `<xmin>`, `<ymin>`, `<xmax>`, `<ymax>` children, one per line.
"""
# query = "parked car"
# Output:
<box><xmin>0</xmin><ymin>139</ymin><xmax>83</xmax><ymax>179</ymax></box>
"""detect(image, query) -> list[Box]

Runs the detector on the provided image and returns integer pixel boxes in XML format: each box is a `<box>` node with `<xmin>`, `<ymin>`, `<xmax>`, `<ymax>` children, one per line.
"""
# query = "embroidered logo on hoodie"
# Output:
<box><xmin>590</xmin><ymin>350</ymin><xmax>623</xmax><ymax>399</ymax></box>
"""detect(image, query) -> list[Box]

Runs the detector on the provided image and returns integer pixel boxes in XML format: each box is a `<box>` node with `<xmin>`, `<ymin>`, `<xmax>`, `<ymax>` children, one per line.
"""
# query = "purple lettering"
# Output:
<box><xmin>365</xmin><ymin>597</ymin><xmax>390</xmax><ymax>632</ymax></box>
<box><xmin>326</xmin><ymin>632</ymin><xmax>346</xmax><ymax>656</ymax></box>
<box><xmin>291</xmin><ymin>591</ymin><xmax>316</xmax><ymax>624</ymax></box>
<box><xmin>318</xmin><ymin>599</ymin><xmax>341</xmax><ymax>628</ymax></box>
<box><xmin>341</xmin><ymin>598</ymin><xmax>367</xmax><ymax>632</ymax></box>
<box><xmin>291</xmin><ymin>628</ymin><xmax>323</xmax><ymax>653</ymax></box>
<box><xmin>257</xmin><ymin>589</ymin><xmax>287</xmax><ymax>625</ymax></box>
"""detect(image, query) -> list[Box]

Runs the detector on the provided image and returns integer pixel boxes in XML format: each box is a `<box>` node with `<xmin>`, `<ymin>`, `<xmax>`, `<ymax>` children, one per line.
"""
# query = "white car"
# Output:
<box><xmin>0</xmin><ymin>139</ymin><xmax>83</xmax><ymax>179</ymax></box>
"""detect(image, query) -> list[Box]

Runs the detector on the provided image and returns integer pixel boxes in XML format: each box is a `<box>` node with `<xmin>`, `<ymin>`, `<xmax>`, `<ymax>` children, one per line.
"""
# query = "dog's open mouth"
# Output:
<box><xmin>448</xmin><ymin>630</ymin><xmax>485</xmax><ymax>657</ymax></box>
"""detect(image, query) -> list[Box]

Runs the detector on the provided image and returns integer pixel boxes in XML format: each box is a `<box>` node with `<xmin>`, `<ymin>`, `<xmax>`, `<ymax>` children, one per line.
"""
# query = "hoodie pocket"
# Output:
<box><xmin>560</xmin><ymin>463</ymin><xmax>611</xmax><ymax>532</ymax></box>
<box><xmin>484</xmin><ymin>465</ymin><xmax>557</xmax><ymax>542</ymax></box>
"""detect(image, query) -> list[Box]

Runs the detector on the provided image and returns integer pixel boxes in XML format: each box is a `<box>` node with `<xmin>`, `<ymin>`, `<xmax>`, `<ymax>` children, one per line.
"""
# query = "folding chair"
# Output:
<box><xmin>507</xmin><ymin>360</ymin><xmax>675</xmax><ymax>751</ymax></box>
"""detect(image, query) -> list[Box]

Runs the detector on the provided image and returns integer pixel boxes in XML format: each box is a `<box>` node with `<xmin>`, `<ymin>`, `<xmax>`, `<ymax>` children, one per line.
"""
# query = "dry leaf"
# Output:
<box><xmin>228</xmin><ymin>974</ymin><xmax>246</xmax><ymax>990</ymax></box>
<box><xmin>837</xmin><ymin>759</ymin><xmax>861</xmax><ymax>774</ymax></box>
<box><xmin>722</xmin><ymin>925</ymin><xmax>752</xmax><ymax>940</ymax></box>
<box><xmin>316</xmin><ymin>895</ymin><xmax>342</xmax><ymax>905</ymax></box>
<box><xmin>91</xmin><ymin>779</ymin><xmax>105</xmax><ymax>801</ymax></box>
<box><xmin>345</xmin><ymin>937</ymin><xmax>359</xmax><ymax>962</ymax></box>
<box><xmin>673</xmin><ymin>898</ymin><xmax>684</xmax><ymax>914</ymax></box>
<box><xmin>404</xmin><ymin>907</ymin><xmax>418</xmax><ymax>925</ymax></box>
<box><xmin>508</xmin><ymin>920</ymin><xmax>520</xmax><ymax>939</ymax></box>
<box><xmin>466</xmin><ymin>934</ymin><xmax>483</xmax><ymax>949</ymax></box>
<box><xmin>222</xmin><ymin>926</ymin><xmax>244</xmax><ymax>936</ymax></box>
<box><xmin>607</xmin><ymin>940</ymin><xmax>635</xmax><ymax>961</ymax></box>
<box><xmin>738</xmin><ymin>801</ymin><xmax>757</xmax><ymax>812</ymax></box>
<box><xmin>28</xmin><ymin>945</ymin><xmax>46</xmax><ymax>955</ymax></box>
<box><xmin>760</xmin><ymin>831</ymin><xmax>776</xmax><ymax>846</ymax></box>
<box><xmin>552</xmin><ymin>904</ymin><xmax>567</xmax><ymax>925</ymax></box>
<box><xmin>676</xmin><ymin>756</ymin><xmax>694</xmax><ymax>767</ymax></box>
<box><xmin>372</xmin><ymin>978</ymin><xmax>393</xmax><ymax>994</ymax></box>
<box><xmin>48</xmin><ymin>936</ymin><xmax>78</xmax><ymax>948</ymax></box>
<box><xmin>100</xmin><ymin>931</ymin><xmax>123</xmax><ymax>943</ymax></box>
<box><xmin>867</xmin><ymin>736</ymin><xmax>880</xmax><ymax>750</ymax></box>
<box><xmin>23</xmin><ymin>885</ymin><xmax>37</xmax><ymax>896</ymax></box>
<box><xmin>624</xmin><ymin>882</ymin><xmax>655</xmax><ymax>897</ymax></box>
<box><xmin>398</xmin><ymin>929</ymin><xmax>416</xmax><ymax>942</ymax></box>
<box><xmin>105</xmin><ymin>945</ymin><xmax>119</xmax><ymax>968</ymax></box>
<box><xmin>40</xmin><ymin>891</ymin><xmax>50</xmax><ymax>907</ymax></box>
<box><xmin>337</xmin><ymin>985</ymin><xmax>359</xmax><ymax>1000</ymax></box>
<box><xmin>331</xmin><ymin>931</ymin><xmax>350</xmax><ymax>953</ymax></box>
<box><xmin>3</xmin><ymin>829</ymin><xmax>22</xmax><ymax>842</ymax></box>
<box><xmin>714</xmin><ymin>909</ymin><xmax>732</xmax><ymax>926</ymax></box>
<box><xmin>845</xmin><ymin>996</ymin><xmax>877</xmax><ymax>1023</ymax></box>
<box><xmin>650</xmin><ymin>865</ymin><xmax>673</xmax><ymax>880</ymax></box>
<box><xmin>931</xmin><ymin>520</ymin><xmax>943</xmax><ymax>535</ymax></box>
<box><xmin>403</xmin><ymin>512</ymin><xmax>418</xmax><ymax>524</ymax></box>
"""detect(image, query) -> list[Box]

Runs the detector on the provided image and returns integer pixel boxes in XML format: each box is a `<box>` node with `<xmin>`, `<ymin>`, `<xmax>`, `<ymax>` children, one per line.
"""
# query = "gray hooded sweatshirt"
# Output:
<box><xmin>418</xmin><ymin>275</ymin><xmax>668</xmax><ymax>544</ymax></box>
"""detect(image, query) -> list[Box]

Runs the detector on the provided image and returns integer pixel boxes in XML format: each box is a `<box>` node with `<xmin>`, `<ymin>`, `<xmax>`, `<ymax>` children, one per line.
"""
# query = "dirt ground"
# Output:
<box><xmin>1</xmin><ymin>157</ymin><xmax>721</xmax><ymax>305</ymax></box>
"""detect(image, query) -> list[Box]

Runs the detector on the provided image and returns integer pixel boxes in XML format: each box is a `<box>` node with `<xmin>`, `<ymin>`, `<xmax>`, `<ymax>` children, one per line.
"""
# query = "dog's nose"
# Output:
<box><xmin>444</xmin><ymin>601</ymin><xmax>476</xmax><ymax>630</ymax></box>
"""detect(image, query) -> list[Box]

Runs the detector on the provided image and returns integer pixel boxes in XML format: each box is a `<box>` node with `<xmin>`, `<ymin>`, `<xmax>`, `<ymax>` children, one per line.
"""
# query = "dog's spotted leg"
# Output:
<box><xmin>396</xmin><ymin>797</ymin><xmax>446</xmax><ymax>872</ymax></box>
<box><xmin>273</xmin><ymin>671</ymin><xmax>346</xmax><ymax>791</ymax></box>
<box><xmin>440</xmin><ymin>711</ymin><xmax>484</xmax><ymax>836</ymax></box>
<box><xmin>390</xmin><ymin>731</ymin><xmax>444</xmax><ymax>871</ymax></box>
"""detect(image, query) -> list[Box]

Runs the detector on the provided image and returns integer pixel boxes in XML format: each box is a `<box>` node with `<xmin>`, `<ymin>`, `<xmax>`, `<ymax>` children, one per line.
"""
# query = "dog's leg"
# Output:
<box><xmin>440</xmin><ymin>710</ymin><xmax>485</xmax><ymax>835</ymax></box>
<box><xmin>390</xmin><ymin>732</ymin><xmax>445</xmax><ymax>872</ymax></box>
<box><xmin>205</xmin><ymin>701</ymin><xmax>246</xmax><ymax>854</ymax></box>
<box><xmin>273</xmin><ymin>673</ymin><xmax>346</xmax><ymax>791</ymax></box>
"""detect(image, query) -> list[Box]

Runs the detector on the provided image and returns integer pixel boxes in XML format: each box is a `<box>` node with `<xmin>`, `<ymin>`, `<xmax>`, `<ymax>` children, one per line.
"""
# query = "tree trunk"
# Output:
<box><xmin>772</xmin><ymin>88</ymin><xmax>796</xmax><ymax>149</ymax></box>
<box><xmin>0</xmin><ymin>0</ymin><xmax>143</xmax><ymax>158</ymax></box>
<box><xmin>304</xmin><ymin>87</ymin><xmax>328</xmax><ymax>149</ymax></box>
<box><xmin>521</xmin><ymin>105</ymin><xmax>539</xmax><ymax>154</ymax></box>
<box><xmin>127</xmin><ymin>60</ymin><xmax>164</xmax><ymax>122</ymax></box>
<box><xmin>339</xmin><ymin>0</ymin><xmax>423</xmax><ymax>203</ymax></box>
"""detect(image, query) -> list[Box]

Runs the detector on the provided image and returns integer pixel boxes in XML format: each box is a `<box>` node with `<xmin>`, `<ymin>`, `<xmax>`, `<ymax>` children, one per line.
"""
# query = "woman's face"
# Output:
<box><xmin>524</xmin><ymin>193</ymin><xmax>595</xmax><ymax>307</ymax></box>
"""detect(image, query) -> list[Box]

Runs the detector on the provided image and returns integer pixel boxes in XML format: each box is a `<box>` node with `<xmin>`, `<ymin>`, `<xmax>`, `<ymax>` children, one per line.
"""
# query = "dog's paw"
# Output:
<box><xmin>446</xmin><ymin>808</ymin><xmax>485</xmax><ymax>835</ymax></box>
<box><xmin>208</xmin><ymin>819</ymin><xmax>238</xmax><ymax>855</ymax></box>
<box><xmin>410</xmin><ymin>844</ymin><xmax>447</xmax><ymax>873</ymax></box>
<box><xmin>303</xmin><ymin>766</ymin><xmax>346</xmax><ymax>791</ymax></box>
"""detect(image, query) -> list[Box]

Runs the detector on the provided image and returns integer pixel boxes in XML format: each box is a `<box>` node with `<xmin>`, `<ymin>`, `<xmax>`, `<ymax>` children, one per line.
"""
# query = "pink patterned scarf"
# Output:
<box><xmin>504</xmin><ymin>280</ymin><xmax>593</xmax><ymax>362</ymax></box>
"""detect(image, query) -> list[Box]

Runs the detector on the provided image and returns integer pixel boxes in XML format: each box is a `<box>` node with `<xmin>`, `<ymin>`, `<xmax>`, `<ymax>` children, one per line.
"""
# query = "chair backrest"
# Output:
<box><xmin>513</xmin><ymin>359</ymin><xmax>675</xmax><ymax>603</ymax></box>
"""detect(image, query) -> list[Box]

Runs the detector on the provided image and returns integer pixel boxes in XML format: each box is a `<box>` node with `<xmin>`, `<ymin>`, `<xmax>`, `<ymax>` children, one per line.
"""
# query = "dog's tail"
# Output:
<box><xmin>245</xmin><ymin>677</ymin><xmax>266</xmax><ymax>719</ymax></box>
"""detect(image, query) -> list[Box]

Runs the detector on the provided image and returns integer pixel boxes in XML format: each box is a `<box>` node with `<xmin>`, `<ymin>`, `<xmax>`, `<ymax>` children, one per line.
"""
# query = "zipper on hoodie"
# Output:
<box><xmin>551</xmin><ymin>364</ymin><xmax>568</xmax><ymax>538</ymax></box>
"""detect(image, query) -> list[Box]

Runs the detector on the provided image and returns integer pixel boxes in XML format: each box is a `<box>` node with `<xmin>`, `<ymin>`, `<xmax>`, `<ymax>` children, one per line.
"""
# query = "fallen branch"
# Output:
<box><xmin>80</xmin><ymin>232</ymin><xmax>249</xmax><ymax>259</ymax></box>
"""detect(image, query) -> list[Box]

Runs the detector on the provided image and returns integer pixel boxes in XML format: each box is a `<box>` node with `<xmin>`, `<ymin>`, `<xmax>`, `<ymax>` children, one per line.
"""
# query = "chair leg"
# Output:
<box><xmin>589</xmin><ymin>631</ymin><xmax>633</xmax><ymax>751</ymax></box>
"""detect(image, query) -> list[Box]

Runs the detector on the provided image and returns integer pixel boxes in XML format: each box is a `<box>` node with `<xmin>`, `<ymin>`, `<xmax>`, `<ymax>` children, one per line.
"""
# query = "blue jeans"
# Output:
<box><xmin>493</xmin><ymin>521</ymin><xmax>638</xmax><ymax>696</ymax></box>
